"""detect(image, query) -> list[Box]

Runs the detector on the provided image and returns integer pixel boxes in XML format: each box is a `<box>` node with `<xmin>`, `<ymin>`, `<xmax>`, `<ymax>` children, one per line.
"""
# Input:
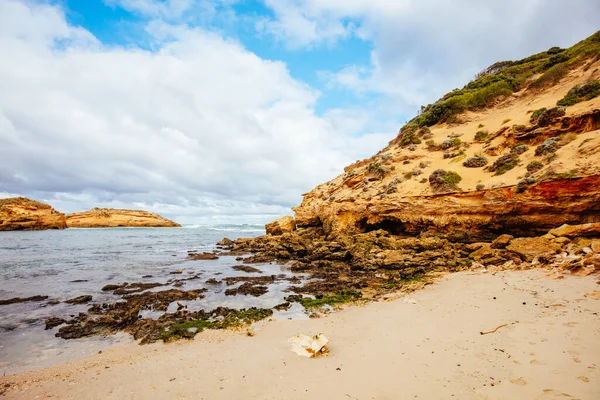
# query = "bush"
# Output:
<box><xmin>512</xmin><ymin>124</ymin><xmax>527</xmax><ymax>132</ymax></box>
<box><xmin>463</xmin><ymin>156</ymin><xmax>489</xmax><ymax>168</ymax></box>
<box><xmin>367</xmin><ymin>162</ymin><xmax>388</xmax><ymax>178</ymax></box>
<box><xmin>399</xmin><ymin>131</ymin><xmax>422</xmax><ymax>147</ymax></box>
<box><xmin>489</xmin><ymin>154</ymin><xmax>520</xmax><ymax>175</ymax></box>
<box><xmin>557</xmin><ymin>80</ymin><xmax>600</xmax><ymax>106</ymax></box>
<box><xmin>530</xmin><ymin>63</ymin><xmax>568</xmax><ymax>88</ymax></box>
<box><xmin>428</xmin><ymin>169</ymin><xmax>462</xmax><ymax>192</ymax></box>
<box><xmin>474</xmin><ymin>130</ymin><xmax>489</xmax><ymax>141</ymax></box>
<box><xmin>527</xmin><ymin>160</ymin><xmax>544</xmax><ymax>173</ymax></box>
<box><xmin>530</xmin><ymin>107</ymin><xmax>547</xmax><ymax>122</ymax></box>
<box><xmin>516</xmin><ymin>177</ymin><xmax>536</xmax><ymax>193</ymax></box>
<box><xmin>476</xmin><ymin>183</ymin><xmax>486</xmax><ymax>191</ymax></box>
<box><xmin>546</xmin><ymin>46</ymin><xmax>564</xmax><ymax>55</ymax></box>
<box><xmin>530</xmin><ymin>106</ymin><xmax>565</xmax><ymax>126</ymax></box>
<box><xmin>441</xmin><ymin>137</ymin><xmax>461</xmax><ymax>149</ymax></box>
<box><xmin>425</xmin><ymin>140</ymin><xmax>439</xmax><ymax>150</ymax></box>
<box><xmin>510</xmin><ymin>144</ymin><xmax>529</xmax><ymax>155</ymax></box>
<box><xmin>535</xmin><ymin>137</ymin><xmax>560</xmax><ymax>156</ymax></box>
<box><xmin>543</xmin><ymin>53</ymin><xmax>570</xmax><ymax>69</ymax></box>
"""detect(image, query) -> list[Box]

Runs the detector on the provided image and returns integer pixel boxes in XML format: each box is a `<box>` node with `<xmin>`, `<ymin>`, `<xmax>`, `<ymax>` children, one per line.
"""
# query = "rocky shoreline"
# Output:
<box><xmin>15</xmin><ymin>219</ymin><xmax>596</xmax><ymax>346</ymax></box>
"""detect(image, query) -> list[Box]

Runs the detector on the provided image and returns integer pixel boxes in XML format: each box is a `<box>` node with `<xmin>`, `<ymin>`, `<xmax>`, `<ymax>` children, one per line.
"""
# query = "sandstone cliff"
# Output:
<box><xmin>289</xmin><ymin>32</ymin><xmax>600</xmax><ymax>239</ymax></box>
<box><xmin>0</xmin><ymin>197</ymin><xmax>67</xmax><ymax>231</ymax></box>
<box><xmin>219</xmin><ymin>32</ymin><xmax>600</xmax><ymax>300</ymax></box>
<box><xmin>66</xmin><ymin>208</ymin><xmax>180</xmax><ymax>228</ymax></box>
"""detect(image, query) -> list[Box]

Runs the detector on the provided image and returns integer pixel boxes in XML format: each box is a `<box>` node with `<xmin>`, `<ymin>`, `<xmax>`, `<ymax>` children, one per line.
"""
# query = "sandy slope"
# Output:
<box><xmin>305</xmin><ymin>59</ymin><xmax>600</xmax><ymax>204</ymax></box>
<box><xmin>1</xmin><ymin>269</ymin><xmax>599</xmax><ymax>400</ymax></box>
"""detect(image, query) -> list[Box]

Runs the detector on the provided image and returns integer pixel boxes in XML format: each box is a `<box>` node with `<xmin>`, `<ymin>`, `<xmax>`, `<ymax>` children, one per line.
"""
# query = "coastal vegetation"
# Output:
<box><xmin>398</xmin><ymin>31</ymin><xmax>600</xmax><ymax>134</ymax></box>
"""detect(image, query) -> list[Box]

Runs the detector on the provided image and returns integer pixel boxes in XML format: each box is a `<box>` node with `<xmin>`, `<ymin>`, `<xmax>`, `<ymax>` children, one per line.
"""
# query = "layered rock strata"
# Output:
<box><xmin>66</xmin><ymin>208</ymin><xmax>180</xmax><ymax>228</ymax></box>
<box><xmin>0</xmin><ymin>197</ymin><xmax>67</xmax><ymax>231</ymax></box>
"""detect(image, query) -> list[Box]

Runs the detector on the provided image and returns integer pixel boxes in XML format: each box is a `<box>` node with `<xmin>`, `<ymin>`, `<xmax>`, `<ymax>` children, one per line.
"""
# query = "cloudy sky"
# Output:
<box><xmin>1</xmin><ymin>0</ymin><xmax>599</xmax><ymax>224</ymax></box>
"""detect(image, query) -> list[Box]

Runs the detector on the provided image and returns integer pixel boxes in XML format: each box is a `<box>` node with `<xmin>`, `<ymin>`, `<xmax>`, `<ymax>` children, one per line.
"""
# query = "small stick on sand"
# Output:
<box><xmin>480</xmin><ymin>324</ymin><xmax>508</xmax><ymax>335</ymax></box>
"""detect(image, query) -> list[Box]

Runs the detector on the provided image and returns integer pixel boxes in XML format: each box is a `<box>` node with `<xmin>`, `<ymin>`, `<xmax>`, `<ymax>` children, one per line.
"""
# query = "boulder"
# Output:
<box><xmin>491</xmin><ymin>234</ymin><xmax>514</xmax><ymax>249</ymax></box>
<box><xmin>469</xmin><ymin>243</ymin><xmax>495</xmax><ymax>261</ymax></box>
<box><xmin>548</xmin><ymin>223</ymin><xmax>600</xmax><ymax>238</ymax></box>
<box><xmin>506</xmin><ymin>237</ymin><xmax>562</xmax><ymax>262</ymax></box>
<box><xmin>265</xmin><ymin>216</ymin><xmax>296</xmax><ymax>236</ymax></box>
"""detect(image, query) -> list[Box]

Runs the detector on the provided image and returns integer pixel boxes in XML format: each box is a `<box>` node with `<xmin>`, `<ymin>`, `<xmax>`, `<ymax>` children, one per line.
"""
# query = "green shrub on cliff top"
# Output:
<box><xmin>557</xmin><ymin>80</ymin><xmax>600</xmax><ymax>106</ymax></box>
<box><xmin>398</xmin><ymin>31</ymin><xmax>600</xmax><ymax>132</ymax></box>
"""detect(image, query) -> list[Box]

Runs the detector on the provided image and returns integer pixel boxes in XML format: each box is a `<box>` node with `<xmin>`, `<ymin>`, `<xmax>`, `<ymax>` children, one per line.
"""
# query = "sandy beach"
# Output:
<box><xmin>1</xmin><ymin>268</ymin><xmax>598</xmax><ymax>400</ymax></box>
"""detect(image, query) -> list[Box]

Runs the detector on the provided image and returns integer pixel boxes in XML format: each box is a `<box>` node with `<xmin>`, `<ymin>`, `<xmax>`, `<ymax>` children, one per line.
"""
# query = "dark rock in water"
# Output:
<box><xmin>0</xmin><ymin>295</ymin><xmax>49</xmax><ymax>306</ymax></box>
<box><xmin>169</xmin><ymin>270</ymin><xmax>183</xmax><ymax>275</ymax></box>
<box><xmin>70</xmin><ymin>279</ymin><xmax>89</xmax><ymax>283</ymax></box>
<box><xmin>273</xmin><ymin>302</ymin><xmax>292</xmax><ymax>311</ymax></box>
<box><xmin>55</xmin><ymin>288</ymin><xmax>208</xmax><ymax>341</ymax></box>
<box><xmin>223</xmin><ymin>275</ymin><xmax>278</xmax><ymax>286</ymax></box>
<box><xmin>284</xmin><ymin>295</ymin><xmax>304</xmax><ymax>303</ymax></box>
<box><xmin>142</xmin><ymin>275</ymin><xmax>153</xmax><ymax>278</ymax></box>
<box><xmin>225</xmin><ymin>283</ymin><xmax>268</xmax><ymax>297</ymax></box>
<box><xmin>65</xmin><ymin>295</ymin><xmax>93</xmax><ymax>304</ymax></box>
<box><xmin>45</xmin><ymin>317</ymin><xmax>67</xmax><ymax>330</ymax></box>
<box><xmin>187</xmin><ymin>251</ymin><xmax>219</xmax><ymax>260</ymax></box>
<box><xmin>205</xmin><ymin>278</ymin><xmax>221</xmax><ymax>285</ymax></box>
<box><xmin>216</xmin><ymin>237</ymin><xmax>235</xmax><ymax>249</ymax></box>
<box><xmin>122</xmin><ymin>289</ymin><xmax>207</xmax><ymax>312</ymax></box>
<box><xmin>102</xmin><ymin>282</ymin><xmax>165</xmax><ymax>295</ymax></box>
<box><xmin>242</xmin><ymin>254</ymin><xmax>275</xmax><ymax>264</ymax></box>
<box><xmin>102</xmin><ymin>284</ymin><xmax>122</xmax><ymax>291</ymax></box>
<box><xmin>232</xmin><ymin>265</ymin><xmax>263</xmax><ymax>273</ymax></box>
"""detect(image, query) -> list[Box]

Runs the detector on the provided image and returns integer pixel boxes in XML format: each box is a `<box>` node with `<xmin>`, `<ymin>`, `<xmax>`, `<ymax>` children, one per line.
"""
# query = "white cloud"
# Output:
<box><xmin>0</xmin><ymin>0</ymin><xmax>389</xmax><ymax>224</ymax></box>
<box><xmin>262</xmin><ymin>0</ymin><xmax>600</xmax><ymax>113</ymax></box>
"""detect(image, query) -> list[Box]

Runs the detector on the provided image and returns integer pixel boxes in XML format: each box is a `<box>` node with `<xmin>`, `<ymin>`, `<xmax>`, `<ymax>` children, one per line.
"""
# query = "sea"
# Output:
<box><xmin>0</xmin><ymin>226</ymin><xmax>307</xmax><ymax>374</ymax></box>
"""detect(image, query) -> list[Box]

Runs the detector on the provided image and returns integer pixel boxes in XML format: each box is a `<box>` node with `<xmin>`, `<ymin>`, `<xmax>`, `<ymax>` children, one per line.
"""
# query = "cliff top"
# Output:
<box><xmin>295</xmin><ymin>31</ymin><xmax>600</xmax><ymax>216</ymax></box>
<box><xmin>0</xmin><ymin>197</ymin><xmax>53</xmax><ymax>209</ymax></box>
<box><xmin>67</xmin><ymin>208</ymin><xmax>181</xmax><ymax>228</ymax></box>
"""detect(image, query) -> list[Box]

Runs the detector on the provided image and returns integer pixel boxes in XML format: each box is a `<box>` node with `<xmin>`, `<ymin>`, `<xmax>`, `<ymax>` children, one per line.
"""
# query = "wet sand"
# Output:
<box><xmin>1</xmin><ymin>269</ymin><xmax>599</xmax><ymax>399</ymax></box>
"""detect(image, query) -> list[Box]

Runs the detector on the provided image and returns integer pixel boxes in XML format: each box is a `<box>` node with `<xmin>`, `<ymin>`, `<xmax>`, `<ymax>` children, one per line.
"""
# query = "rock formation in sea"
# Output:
<box><xmin>0</xmin><ymin>197</ymin><xmax>67</xmax><ymax>231</ymax></box>
<box><xmin>66</xmin><ymin>208</ymin><xmax>181</xmax><ymax>228</ymax></box>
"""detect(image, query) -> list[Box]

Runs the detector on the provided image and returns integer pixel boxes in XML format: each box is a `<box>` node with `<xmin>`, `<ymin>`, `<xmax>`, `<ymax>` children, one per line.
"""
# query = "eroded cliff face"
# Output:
<box><xmin>221</xmin><ymin>45</ymin><xmax>600</xmax><ymax>302</ymax></box>
<box><xmin>66</xmin><ymin>208</ymin><xmax>180</xmax><ymax>228</ymax></box>
<box><xmin>291</xmin><ymin>61</ymin><xmax>600</xmax><ymax>240</ymax></box>
<box><xmin>0</xmin><ymin>197</ymin><xmax>67</xmax><ymax>231</ymax></box>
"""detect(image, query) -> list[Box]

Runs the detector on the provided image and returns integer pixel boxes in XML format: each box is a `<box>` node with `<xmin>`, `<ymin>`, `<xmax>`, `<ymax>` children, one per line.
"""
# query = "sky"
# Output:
<box><xmin>0</xmin><ymin>0</ymin><xmax>599</xmax><ymax>225</ymax></box>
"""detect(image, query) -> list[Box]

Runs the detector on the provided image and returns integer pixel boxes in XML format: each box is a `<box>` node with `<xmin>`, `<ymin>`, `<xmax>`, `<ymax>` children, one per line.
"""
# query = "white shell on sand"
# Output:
<box><xmin>288</xmin><ymin>333</ymin><xmax>329</xmax><ymax>358</ymax></box>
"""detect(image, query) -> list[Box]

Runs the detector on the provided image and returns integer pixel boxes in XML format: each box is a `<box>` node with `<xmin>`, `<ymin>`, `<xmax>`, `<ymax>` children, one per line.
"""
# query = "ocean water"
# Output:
<box><xmin>0</xmin><ymin>226</ymin><xmax>307</xmax><ymax>374</ymax></box>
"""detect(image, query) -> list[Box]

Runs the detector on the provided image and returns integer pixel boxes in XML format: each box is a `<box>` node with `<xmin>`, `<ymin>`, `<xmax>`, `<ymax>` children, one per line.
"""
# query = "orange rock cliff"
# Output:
<box><xmin>66</xmin><ymin>208</ymin><xmax>180</xmax><ymax>228</ymax></box>
<box><xmin>0</xmin><ymin>197</ymin><xmax>67</xmax><ymax>231</ymax></box>
<box><xmin>270</xmin><ymin>32</ymin><xmax>600</xmax><ymax>241</ymax></box>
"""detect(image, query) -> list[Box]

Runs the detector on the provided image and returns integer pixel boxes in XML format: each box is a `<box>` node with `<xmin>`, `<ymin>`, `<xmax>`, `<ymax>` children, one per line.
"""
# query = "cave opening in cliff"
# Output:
<box><xmin>356</xmin><ymin>218</ymin><xmax>413</xmax><ymax>236</ymax></box>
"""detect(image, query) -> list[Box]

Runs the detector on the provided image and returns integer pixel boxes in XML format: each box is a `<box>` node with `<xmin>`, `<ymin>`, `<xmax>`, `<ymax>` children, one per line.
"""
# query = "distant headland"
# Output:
<box><xmin>0</xmin><ymin>197</ymin><xmax>180</xmax><ymax>230</ymax></box>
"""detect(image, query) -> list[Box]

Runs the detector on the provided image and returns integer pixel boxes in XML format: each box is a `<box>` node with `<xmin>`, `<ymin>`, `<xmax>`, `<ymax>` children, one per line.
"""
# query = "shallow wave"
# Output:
<box><xmin>182</xmin><ymin>224</ymin><xmax>264</xmax><ymax>232</ymax></box>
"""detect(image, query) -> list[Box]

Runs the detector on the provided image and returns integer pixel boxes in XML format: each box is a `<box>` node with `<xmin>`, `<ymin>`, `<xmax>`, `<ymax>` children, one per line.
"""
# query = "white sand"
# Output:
<box><xmin>2</xmin><ymin>269</ymin><xmax>599</xmax><ymax>399</ymax></box>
